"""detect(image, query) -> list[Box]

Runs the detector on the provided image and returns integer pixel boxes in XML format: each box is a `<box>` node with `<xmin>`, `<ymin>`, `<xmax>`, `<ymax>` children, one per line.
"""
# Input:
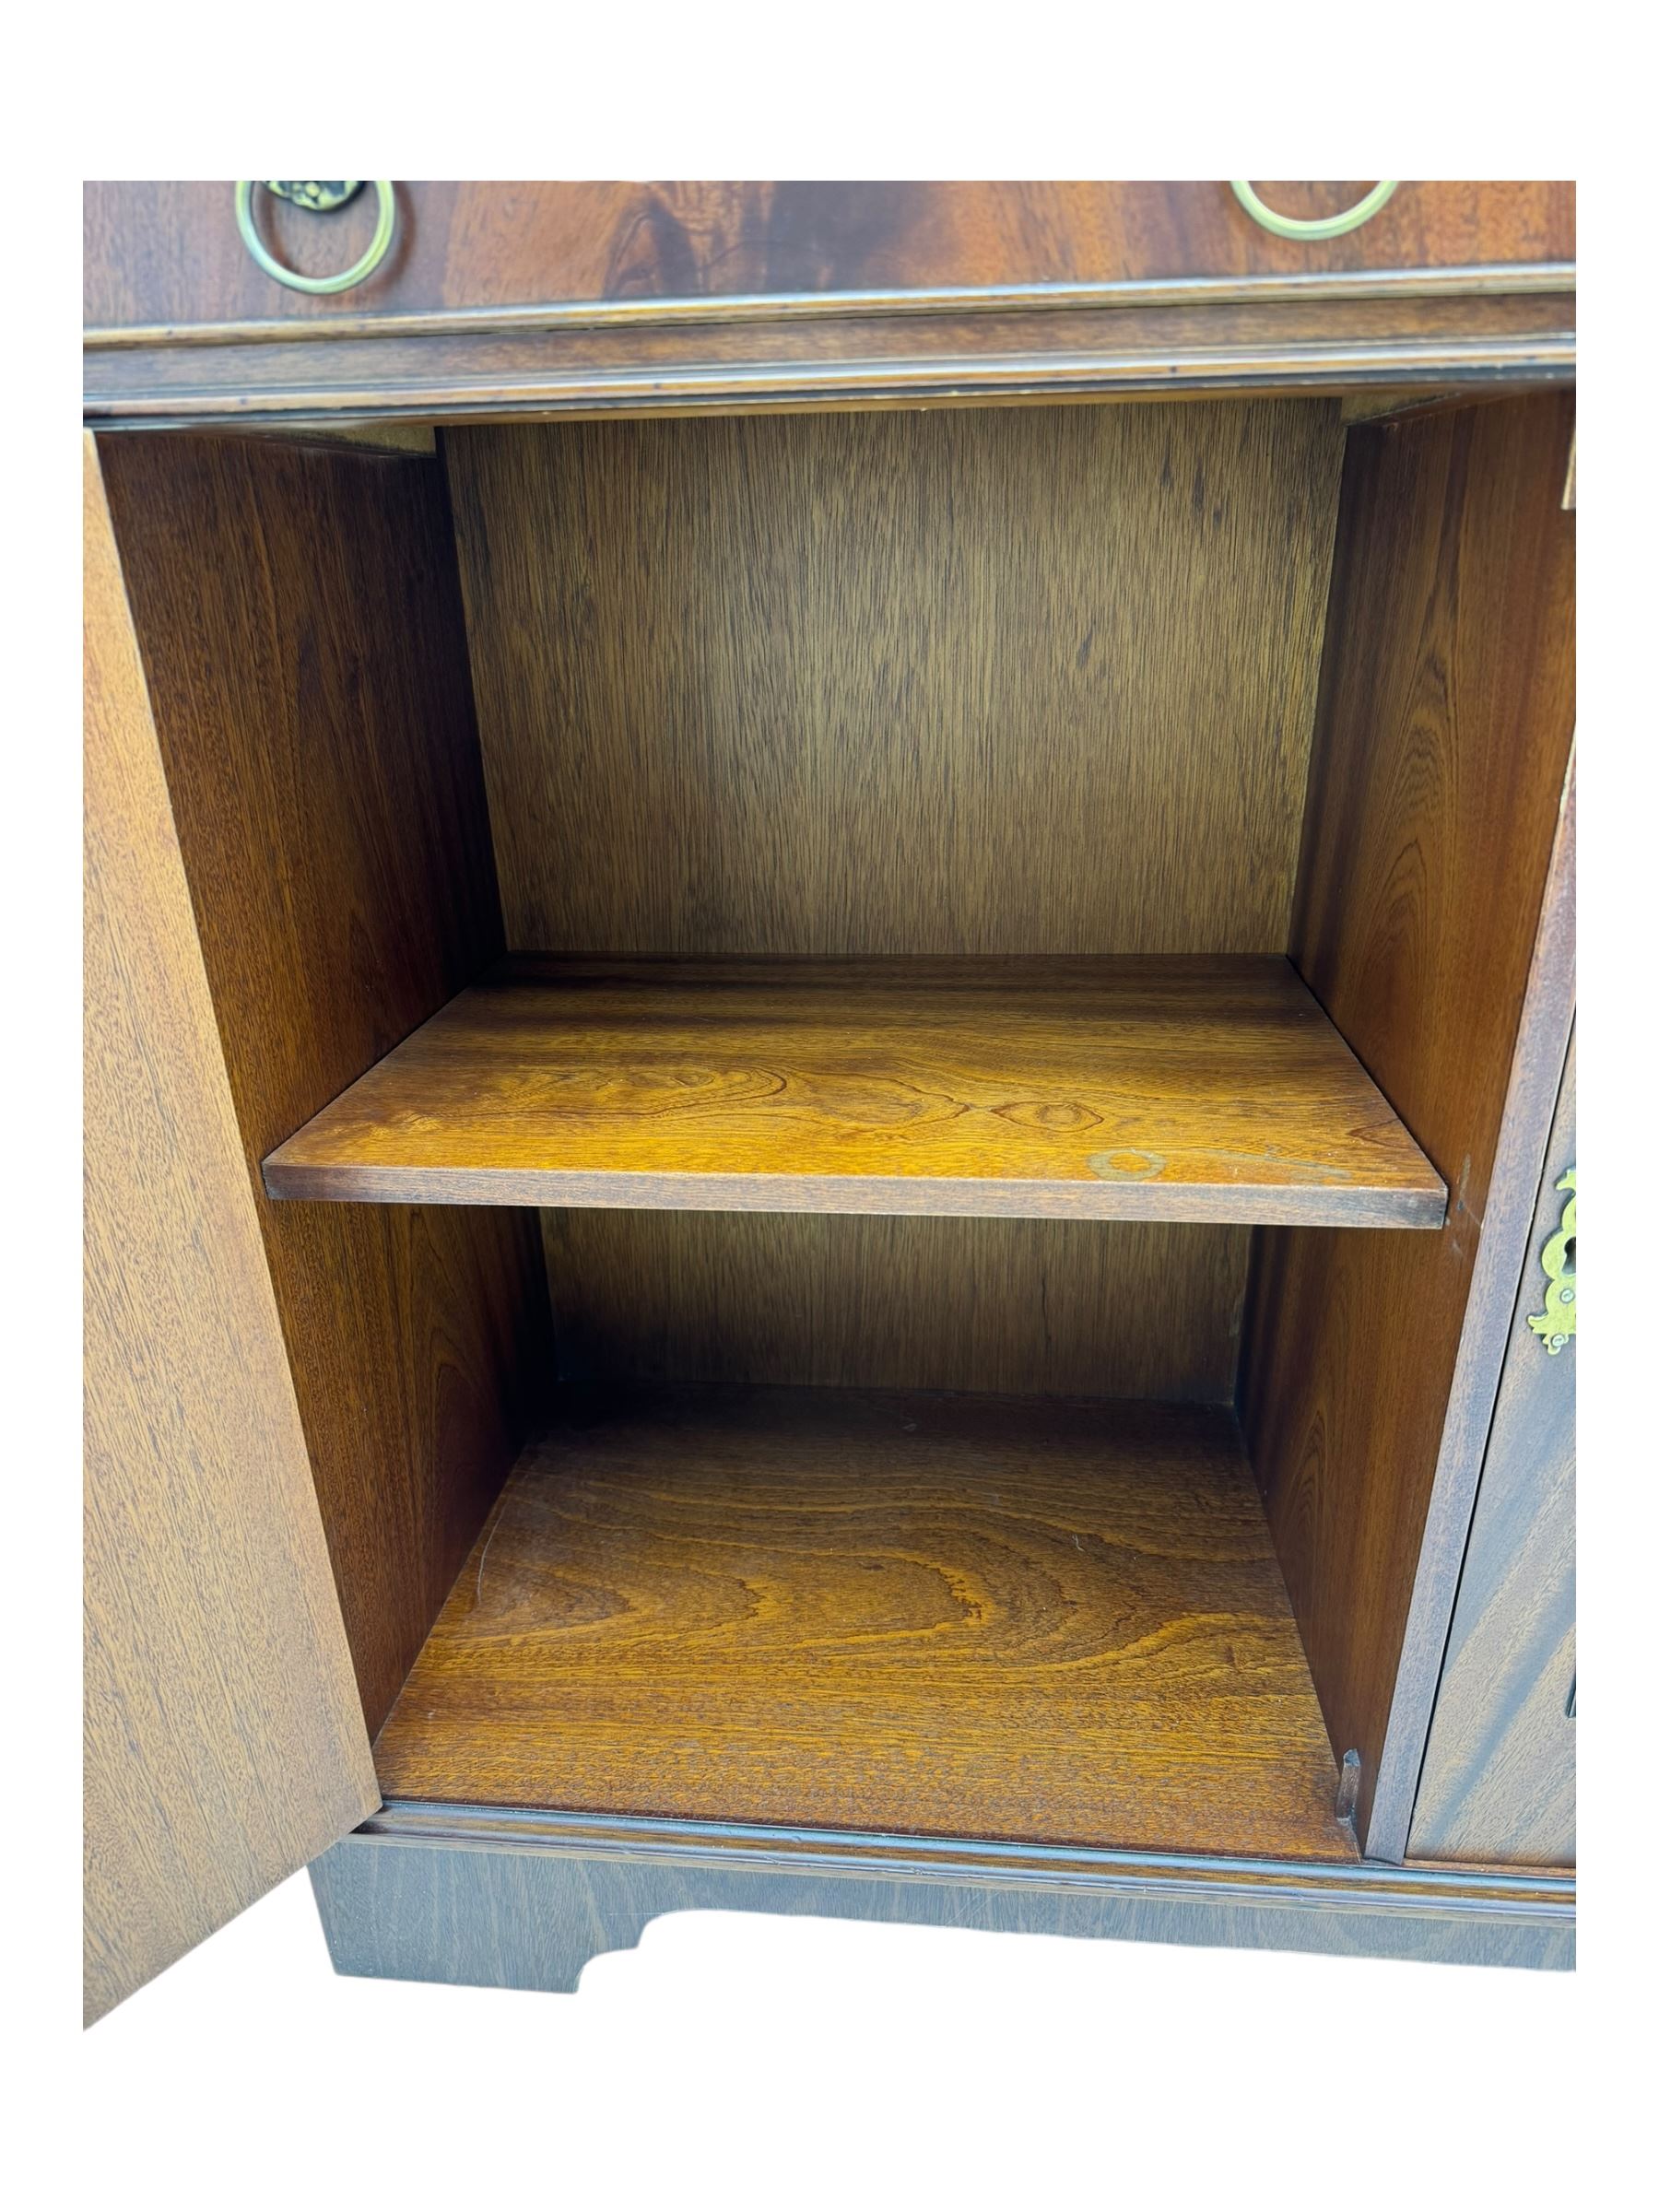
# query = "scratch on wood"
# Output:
<box><xmin>1088</xmin><ymin>1147</ymin><xmax>1354</xmax><ymax>1185</ymax></box>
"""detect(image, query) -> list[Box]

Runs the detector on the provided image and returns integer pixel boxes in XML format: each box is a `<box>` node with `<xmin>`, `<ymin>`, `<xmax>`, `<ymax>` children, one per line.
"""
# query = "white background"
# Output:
<box><xmin>14</xmin><ymin>22</ymin><xmax>1651</xmax><ymax>2205</ymax></box>
<box><xmin>82</xmin><ymin>1873</ymin><xmax>1599</xmax><ymax>2204</ymax></box>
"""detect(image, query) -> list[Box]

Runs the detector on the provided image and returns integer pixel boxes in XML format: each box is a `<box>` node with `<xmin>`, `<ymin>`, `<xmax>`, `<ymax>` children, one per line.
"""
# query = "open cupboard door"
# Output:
<box><xmin>83</xmin><ymin>436</ymin><xmax>377</xmax><ymax>2025</ymax></box>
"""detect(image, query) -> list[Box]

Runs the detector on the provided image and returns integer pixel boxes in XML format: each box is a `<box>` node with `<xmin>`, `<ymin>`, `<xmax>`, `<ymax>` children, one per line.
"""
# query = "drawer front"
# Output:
<box><xmin>1410</xmin><ymin>1036</ymin><xmax>1576</xmax><ymax>1867</ymax></box>
<box><xmin>84</xmin><ymin>181</ymin><xmax>1575</xmax><ymax>331</ymax></box>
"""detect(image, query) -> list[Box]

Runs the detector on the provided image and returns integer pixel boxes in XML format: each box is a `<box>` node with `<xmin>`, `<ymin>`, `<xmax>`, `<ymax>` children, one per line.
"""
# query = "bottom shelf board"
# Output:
<box><xmin>373</xmin><ymin>1386</ymin><xmax>1357</xmax><ymax>1863</ymax></box>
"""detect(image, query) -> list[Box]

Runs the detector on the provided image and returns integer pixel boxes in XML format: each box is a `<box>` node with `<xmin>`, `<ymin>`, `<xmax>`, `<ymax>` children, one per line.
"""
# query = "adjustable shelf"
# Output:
<box><xmin>371</xmin><ymin>1383</ymin><xmax>1361</xmax><ymax>1862</ymax></box>
<box><xmin>264</xmin><ymin>954</ymin><xmax>1444</xmax><ymax>1228</ymax></box>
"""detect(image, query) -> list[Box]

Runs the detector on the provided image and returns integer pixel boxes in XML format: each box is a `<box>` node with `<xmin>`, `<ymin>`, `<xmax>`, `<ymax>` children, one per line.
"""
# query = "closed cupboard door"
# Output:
<box><xmin>83</xmin><ymin>435</ymin><xmax>377</xmax><ymax>2025</ymax></box>
<box><xmin>1410</xmin><ymin>1035</ymin><xmax>1576</xmax><ymax>1866</ymax></box>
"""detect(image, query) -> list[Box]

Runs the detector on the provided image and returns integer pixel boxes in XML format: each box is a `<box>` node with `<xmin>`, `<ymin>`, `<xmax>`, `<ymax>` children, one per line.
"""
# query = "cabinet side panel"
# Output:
<box><xmin>98</xmin><ymin>432</ymin><xmax>550</xmax><ymax>1734</ymax></box>
<box><xmin>1409</xmin><ymin>1036</ymin><xmax>1575</xmax><ymax>1865</ymax></box>
<box><xmin>84</xmin><ymin>438</ymin><xmax>377</xmax><ymax>2024</ymax></box>
<box><xmin>1240</xmin><ymin>394</ymin><xmax>1575</xmax><ymax>1856</ymax></box>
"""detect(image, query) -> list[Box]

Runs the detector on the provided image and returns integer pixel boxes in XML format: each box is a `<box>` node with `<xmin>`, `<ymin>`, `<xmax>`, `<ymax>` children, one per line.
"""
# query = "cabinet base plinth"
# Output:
<box><xmin>309</xmin><ymin>1813</ymin><xmax>1574</xmax><ymax>1991</ymax></box>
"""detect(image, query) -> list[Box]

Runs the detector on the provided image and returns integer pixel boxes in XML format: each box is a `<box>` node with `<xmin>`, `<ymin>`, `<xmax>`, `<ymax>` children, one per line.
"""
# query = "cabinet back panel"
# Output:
<box><xmin>446</xmin><ymin>400</ymin><xmax>1345</xmax><ymax>958</ymax></box>
<box><xmin>544</xmin><ymin>1213</ymin><xmax>1246</xmax><ymax>1403</ymax></box>
<box><xmin>100</xmin><ymin>433</ymin><xmax>552</xmax><ymax>1734</ymax></box>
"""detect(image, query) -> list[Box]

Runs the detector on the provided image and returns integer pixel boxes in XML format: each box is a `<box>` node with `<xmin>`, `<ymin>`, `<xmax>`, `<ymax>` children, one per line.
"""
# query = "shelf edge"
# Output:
<box><xmin>262</xmin><ymin>1159</ymin><xmax>1447</xmax><ymax>1229</ymax></box>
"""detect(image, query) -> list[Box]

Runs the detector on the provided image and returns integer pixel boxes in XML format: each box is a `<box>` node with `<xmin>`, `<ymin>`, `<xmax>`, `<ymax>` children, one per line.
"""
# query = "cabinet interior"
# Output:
<box><xmin>98</xmin><ymin>387</ymin><xmax>1575</xmax><ymax>1863</ymax></box>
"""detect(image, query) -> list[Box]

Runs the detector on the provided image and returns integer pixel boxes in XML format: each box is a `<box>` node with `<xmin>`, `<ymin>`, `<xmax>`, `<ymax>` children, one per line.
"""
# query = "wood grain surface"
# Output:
<box><xmin>446</xmin><ymin>403</ymin><xmax>1344</xmax><ymax>958</ymax></box>
<box><xmin>83</xmin><ymin>437</ymin><xmax>375</xmax><ymax>2023</ymax></box>
<box><xmin>1410</xmin><ymin>1036</ymin><xmax>1575</xmax><ymax>1866</ymax></box>
<box><xmin>98</xmin><ymin>432</ymin><xmax>551</xmax><ymax>1731</ymax></box>
<box><xmin>264</xmin><ymin>956</ymin><xmax>1445</xmax><ymax>1227</ymax></box>
<box><xmin>83</xmin><ymin>291</ymin><xmax>1575</xmax><ymax>430</ymax></box>
<box><xmin>372</xmin><ymin>1385</ymin><xmax>1355</xmax><ymax>1860</ymax></box>
<box><xmin>83</xmin><ymin>182</ymin><xmax>1576</xmax><ymax>329</ymax></box>
<box><xmin>1239</xmin><ymin>393</ymin><xmax>1577</xmax><ymax>1853</ymax></box>
<box><xmin>543</xmin><ymin>1212</ymin><xmax>1248</xmax><ymax>1404</ymax></box>
<box><xmin>312</xmin><ymin>1818</ymin><xmax>1573</xmax><ymax>1988</ymax></box>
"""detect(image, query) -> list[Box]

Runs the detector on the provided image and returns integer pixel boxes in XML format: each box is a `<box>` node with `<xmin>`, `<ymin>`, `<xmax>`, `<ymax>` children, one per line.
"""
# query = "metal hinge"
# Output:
<box><xmin>1335</xmin><ymin>1748</ymin><xmax>1362</xmax><ymax>1825</ymax></box>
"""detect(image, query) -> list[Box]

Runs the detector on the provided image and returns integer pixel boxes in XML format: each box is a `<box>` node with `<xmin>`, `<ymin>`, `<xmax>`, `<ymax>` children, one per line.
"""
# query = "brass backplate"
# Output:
<box><xmin>265</xmin><ymin>181</ymin><xmax>363</xmax><ymax>214</ymax></box>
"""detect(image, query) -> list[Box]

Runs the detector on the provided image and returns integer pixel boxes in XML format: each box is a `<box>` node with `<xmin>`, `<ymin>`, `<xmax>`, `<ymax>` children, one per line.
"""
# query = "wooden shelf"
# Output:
<box><xmin>265</xmin><ymin>956</ymin><xmax>1444</xmax><ymax>1228</ymax></box>
<box><xmin>372</xmin><ymin>1385</ymin><xmax>1360</xmax><ymax>1861</ymax></box>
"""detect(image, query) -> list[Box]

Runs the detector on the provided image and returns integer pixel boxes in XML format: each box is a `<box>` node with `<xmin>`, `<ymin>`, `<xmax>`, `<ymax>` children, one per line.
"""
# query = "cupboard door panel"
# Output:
<box><xmin>1410</xmin><ymin>1039</ymin><xmax>1576</xmax><ymax>1866</ymax></box>
<box><xmin>83</xmin><ymin>436</ymin><xmax>377</xmax><ymax>2025</ymax></box>
<box><xmin>98</xmin><ymin>430</ymin><xmax>549</xmax><ymax>1735</ymax></box>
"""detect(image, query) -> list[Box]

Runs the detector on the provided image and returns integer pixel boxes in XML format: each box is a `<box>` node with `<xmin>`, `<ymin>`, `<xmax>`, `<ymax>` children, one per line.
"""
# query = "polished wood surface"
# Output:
<box><xmin>450</xmin><ymin>403</ymin><xmax>1343</xmax><ymax>958</ymax></box>
<box><xmin>98</xmin><ymin>432</ymin><xmax>551</xmax><ymax>1732</ymax></box>
<box><xmin>1239</xmin><ymin>394</ymin><xmax>1577</xmax><ymax>1854</ymax></box>
<box><xmin>1410</xmin><ymin>1037</ymin><xmax>1575</xmax><ymax>1866</ymax></box>
<box><xmin>83</xmin><ymin>437</ymin><xmax>376</xmax><ymax>2023</ymax></box>
<box><xmin>265</xmin><ymin>957</ymin><xmax>1444</xmax><ymax>1227</ymax></box>
<box><xmin>314</xmin><ymin>1818</ymin><xmax>1573</xmax><ymax>1987</ymax></box>
<box><xmin>84</xmin><ymin>182</ymin><xmax>1575</xmax><ymax>328</ymax></box>
<box><xmin>372</xmin><ymin>1385</ymin><xmax>1355</xmax><ymax>1860</ymax></box>
<box><xmin>545</xmin><ymin>1213</ymin><xmax>1248</xmax><ymax>1404</ymax></box>
<box><xmin>85</xmin><ymin>291</ymin><xmax>1575</xmax><ymax>429</ymax></box>
<box><xmin>83</xmin><ymin>183</ymin><xmax>1574</xmax><ymax>427</ymax></box>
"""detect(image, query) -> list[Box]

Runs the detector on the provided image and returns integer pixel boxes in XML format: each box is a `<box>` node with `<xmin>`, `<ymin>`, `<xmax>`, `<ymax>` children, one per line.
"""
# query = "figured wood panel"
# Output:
<box><xmin>1410</xmin><ymin>1037</ymin><xmax>1575</xmax><ymax>1865</ymax></box>
<box><xmin>98</xmin><ymin>433</ymin><xmax>551</xmax><ymax>1734</ymax></box>
<box><xmin>544</xmin><ymin>1212</ymin><xmax>1247</xmax><ymax>1404</ymax></box>
<box><xmin>265</xmin><ymin>956</ymin><xmax>1444</xmax><ymax>1227</ymax></box>
<box><xmin>83</xmin><ymin>438</ymin><xmax>376</xmax><ymax>2024</ymax></box>
<box><xmin>373</xmin><ymin>1386</ymin><xmax>1355</xmax><ymax>1860</ymax></box>
<box><xmin>1239</xmin><ymin>394</ymin><xmax>1576</xmax><ymax>1854</ymax></box>
<box><xmin>84</xmin><ymin>182</ymin><xmax>1575</xmax><ymax>328</ymax></box>
<box><xmin>447</xmin><ymin>402</ymin><xmax>1345</xmax><ymax>957</ymax></box>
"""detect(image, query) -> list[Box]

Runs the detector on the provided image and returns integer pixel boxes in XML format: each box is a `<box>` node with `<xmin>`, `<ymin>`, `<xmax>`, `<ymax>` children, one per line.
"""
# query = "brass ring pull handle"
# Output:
<box><xmin>234</xmin><ymin>180</ymin><xmax>396</xmax><ymax>295</ymax></box>
<box><xmin>1229</xmin><ymin>180</ymin><xmax>1399</xmax><ymax>241</ymax></box>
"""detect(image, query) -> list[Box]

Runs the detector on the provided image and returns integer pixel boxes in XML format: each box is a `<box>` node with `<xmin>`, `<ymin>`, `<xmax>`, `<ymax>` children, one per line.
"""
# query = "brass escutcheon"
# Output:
<box><xmin>1526</xmin><ymin>1168</ymin><xmax>1576</xmax><ymax>1353</ymax></box>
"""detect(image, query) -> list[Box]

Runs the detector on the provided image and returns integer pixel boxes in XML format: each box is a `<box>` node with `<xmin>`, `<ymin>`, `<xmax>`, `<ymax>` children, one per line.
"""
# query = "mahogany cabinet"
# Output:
<box><xmin>83</xmin><ymin>182</ymin><xmax>1576</xmax><ymax>2022</ymax></box>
